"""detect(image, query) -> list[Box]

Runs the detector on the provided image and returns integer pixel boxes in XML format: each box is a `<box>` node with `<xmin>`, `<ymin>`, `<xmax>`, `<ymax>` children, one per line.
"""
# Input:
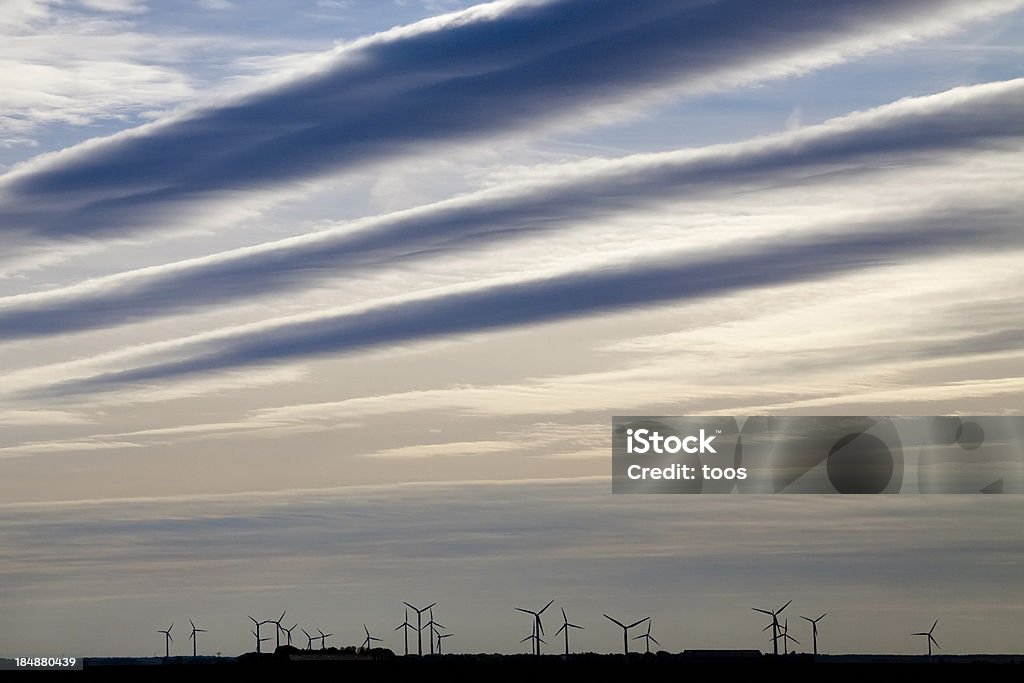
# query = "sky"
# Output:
<box><xmin>0</xmin><ymin>0</ymin><xmax>1023</xmax><ymax>658</ymax></box>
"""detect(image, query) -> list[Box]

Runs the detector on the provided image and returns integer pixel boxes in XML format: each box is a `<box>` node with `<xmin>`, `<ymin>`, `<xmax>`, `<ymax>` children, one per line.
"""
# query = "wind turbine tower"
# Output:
<box><xmin>188</xmin><ymin>620</ymin><xmax>206</xmax><ymax>657</ymax></box>
<box><xmin>403</xmin><ymin>601</ymin><xmax>436</xmax><ymax>656</ymax></box>
<box><xmin>603</xmin><ymin>614</ymin><xmax>650</xmax><ymax>656</ymax></box>
<box><xmin>800</xmin><ymin>613</ymin><xmax>827</xmax><ymax>656</ymax></box>
<box><xmin>912</xmin><ymin>620</ymin><xmax>940</xmax><ymax>656</ymax></box>
<box><xmin>555</xmin><ymin>608</ymin><xmax>583</xmax><ymax>656</ymax></box>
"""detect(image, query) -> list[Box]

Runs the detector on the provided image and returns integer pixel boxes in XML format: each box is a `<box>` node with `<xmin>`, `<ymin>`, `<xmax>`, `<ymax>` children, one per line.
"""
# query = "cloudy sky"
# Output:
<box><xmin>1</xmin><ymin>0</ymin><xmax>1023</xmax><ymax>658</ymax></box>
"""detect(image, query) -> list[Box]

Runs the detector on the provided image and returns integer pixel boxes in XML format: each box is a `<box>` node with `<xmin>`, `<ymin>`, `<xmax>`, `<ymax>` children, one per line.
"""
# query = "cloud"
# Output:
<box><xmin>23</xmin><ymin>202</ymin><xmax>1022</xmax><ymax>398</ymax></box>
<box><xmin>1</xmin><ymin>0</ymin><xmax>1018</xmax><ymax>245</ymax></box>
<box><xmin>0</xmin><ymin>1</ymin><xmax>197</xmax><ymax>143</ymax></box>
<box><xmin>78</xmin><ymin>0</ymin><xmax>148</xmax><ymax>13</ymax></box>
<box><xmin>357</xmin><ymin>440</ymin><xmax>520</xmax><ymax>458</ymax></box>
<box><xmin>1</xmin><ymin>77</ymin><xmax>1022</xmax><ymax>340</ymax></box>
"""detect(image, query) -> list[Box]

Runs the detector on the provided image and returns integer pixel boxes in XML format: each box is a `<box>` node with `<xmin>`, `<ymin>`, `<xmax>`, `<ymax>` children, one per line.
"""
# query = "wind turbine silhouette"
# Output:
<box><xmin>157</xmin><ymin>624</ymin><xmax>173</xmax><ymax>658</ymax></box>
<box><xmin>282</xmin><ymin>623</ymin><xmax>297</xmax><ymax>647</ymax></box>
<box><xmin>317</xmin><ymin>628</ymin><xmax>333</xmax><ymax>650</ymax></box>
<box><xmin>269</xmin><ymin>611</ymin><xmax>287</xmax><ymax>650</ymax></box>
<box><xmin>188</xmin><ymin>619</ymin><xmax>206</xmax><ymax>657</ymax></box>
<box><xmin>521</xmin><ymin>632</ymin><xmax>545</xmax><ymax>653</ymax></box>
<box><xmin>554</xmin><ymin>608</ymin><xmax>583</xmax><ymax>656</ymax></box>
<box><xmin>633</xmin><ymin>619</ymin><xmax>660</xmax><ymax>654</ymax></box>
<box><xmin>425</xmin><ymin>608</ymin><xmax>444</xmax><ymax>655</ymax></box>
<box><xmin>752</xmin><ymin>600</ymin><xmax>791</xmax><ymax>655</ymax></box>
<box><xmin>251</xmin><ymin>629</ymin><xmax>270</xmax><ymax>653</ymax></box>
<box><xmin>780</xmin><ymin>618</ymin><xmax>799</xmax><ymax>654</ymax></box>
<box><xmin>912</xmin><ymin>620</ymin><xmax>940</xmax><ymax>656</ymax></box>
<box><xmin>248</xmin><ymin>616</ymin><xmax>269</xmax><ymax>652</ymax></box>
<box><xmin>516</xmin><ymin>599</ymin><xmax>553</xmax><ymax>656</ymax></box>
<box><xmin>361</xmin><ymin>625</ymin><xmax>382</xmax><ymax>651</ymax></box>
<box><xmin>301</xmin><ymin>628</ymin><xmax>314</xmax><ymax>650</ymax></box>
<box><xmin>436</xmin><ymin>632</ymin><xmax>453</xmax><ymax>655</ymax></box>
<box><xmin>800</xmin><ymin>613</ymin><xmax>827</xmax><ymax>655</ymax></box>
<box><xmin>395</xmin><ymin>609</ymin><xmax>415</xmax><ymax>656</ymax></box>
<box><xmin>603</xmin><ymin>614</ymin><xmax>649</xmax><ymax>656</ymax></box>
<box><xmin>403</xmin><ymin>601</ymin><xmax>436</xmax><ymax>656</ymax></box>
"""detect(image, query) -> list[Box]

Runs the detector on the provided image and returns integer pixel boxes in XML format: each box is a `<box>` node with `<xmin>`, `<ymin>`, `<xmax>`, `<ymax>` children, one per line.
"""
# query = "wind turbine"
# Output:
<box><xmin>516</xmin><ymin>599</ymin><xmax>553</xmax><ymax>656</ymax></box>
<box><xmin>752</xmin><ymin>600</ymin><xmax>791</xmax><ymax>655</ymax></box>
<box><xmin>282</xmin><ymin>623</ymin><xmax>297</xmax><ymax>647</ymax></box>
<box><xmin>521</xmin><ymin>632</ymin><xmax>545</xmax><ymax>653</ymax></box>
<box><xmin>248</xmin><ymin>616</ymin><xmax>269</xmax><ymax>651</ymax></box>
<box><xmin>301</xmin><ymin>628</ymin><xmax>314</xmax><ymax>650</ymax></box>
<box><xmin>425</xmin><ymin>608</ymin><xmax>444</xmax><ymax>655</ymax></box>
<box><xmin>395</xmin><ymin>609</ymin><xmax>415</xmax><ymax>656</ymax></box>
<box><xmin>554</xmin><ymin>608</ymin><xmax>583</xmax><ymax>656</ymax></box>
<box><xmin>251</xmin><ymin>629</ymin><xmax>270</xmax><ymax>654</ymax></box>
<box><xmin>270</xmin><ymin>611</ymin><xmax>287</xmax><ymax>650</ymax></box>
<box><xmin>603</xmin><ymin>614</ymin><xmax>649</xmax><ymax>656</ymax></box>
<box><xmin>780</xmin><ymin>618</ymin><xmax>799</xmax><ymax>654</ymax></box>
<box><xmin>317</xmin><ymin>628</ymin><xmax>333</xmax><ymax>650</ymax></box>
<box><xmin>912</xmin><ymin>620</ymin><xmax>940</xmax><ymax>656</ymax></box>
<box><xmin>157</xmin><ymin>624</ymin><xmax>173</xmax><ymax>658</ymax></box>
<box><xmin>361</xmin><ymin>625</ymin><xmax>382</xmax><ymax>651</ymax></box>
<box><xmin>188</xmin><ymin>619</ymin><xmax>206</xmax><ymax>657</ymax></box>
<box><xmin>403</xmin><ymin>601</ymin><xmax>436</xmax><ymax>656</ymax></box>
<box><xmin>633</xmin><ymin>619</ymin><xmax>660</xmax><ymax>654</ymax></box>
<box><xmin>800</xmin><ymin>613</ymin><xmax>827</xmax><ymax>655</ymax></box>
<box><xmin>436</xmin><ymin>632</ymin><xmax>453</xmax><ymax>655</ymax></box>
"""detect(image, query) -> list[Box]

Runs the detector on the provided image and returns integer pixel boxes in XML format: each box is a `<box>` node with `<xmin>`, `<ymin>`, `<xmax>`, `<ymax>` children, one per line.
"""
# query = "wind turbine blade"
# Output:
<box><xmin>627</xmin><ymin>617</ymin><xmax>650</xmax><ymax>629</ymax></box>
<box><xmin>912</xmin><ymin>632</ymin><xmax>928</xmax><ymax>636</ymax></box>
<box><xmin>302</xmin><ymin>629</ymin><xmax>310</xmax><ymax>638</ymax></box>
<box><xmin>403</xmin><ymin>602</ymin><xmax>415</xmax><ymax>611</ymax></box>
<box><xmin>752</xmin><ymin>608</ymin><xmax>772</xmax><ymax>615</ymax></box>
<box><xmin>763</xmin><ymin>623</ymin><xmax>774</xmax><ymax>632</ymax></box>
<box><xmin>800</xmin><ymin>615</ymin><xmax>813</xmax><ymax>623</ymax></box>
<box><xmin>818</xmin><ymin>613</ymin><xmax>827</xmax><ymax>621</ymax></box>
<box><xmin>539</xmin><ymin>600</ymin><xmax>554</xmax><ymax>615</ymax></box>
<box><xmin>520</xmin><ymin>635</ymin><xmax>532</xmax><ymax>643</ymax></box>
<box><xmin>561</xmin><ymin>608</ymin><xmax>567</xmax><ymax>622</ymax></box>
<box><xmin>569</xmin><ymin>624</ymin><xmax>583</xmax><ymax>630</ymax></box>
<box><xmin>651</xmin><ymin>636</ymin><xmax>661</xmax><ymax>646</ymax></box>
<box><xmin>426</xmin><ymin>603</ymin><xmax>437</xmax><ymax>611</ymax></box>
<box><xmin>778</xmin><ymin>600</ymin><xmax>792</xmax><ymax>614</ymax></box>
<box><xmin>603</xmin><ymin>614</ymin><xmax>624</xmax><ymax>628</ymax></box>
<box><xmin>516</xmin><ymin>607</ymin><xmax>534</xmax><ymax>615</ymax></box>
<box><xmin>632</xmin><ymin>634</ymin><xmax>644</xmax><ymax>640</ymax></box>
<box><xmin>189</xmin><ymin>632</ymin><xmax>195</xmax><ymax>641</ymax></box>
<box><xmin>556</xmin><ymin>624</ymin><xmax>566</xmax><ymax>635</ymax></box>
<box><xmin>930</xmin><ymin>619</ymin><xmax>938</xmax><ymax>634</ymax></box>
<box><xmin>931</xmin><ymin>636</ymin><xmax>940</xmax><ymax>649</ymax></box>
<box><xmin>790</xmin><ymin>636</ymin><xmax>800</xmax><ymax>644</ymax></box>
<box><xmin>190</xmin><ymin>619</ymin><xmax>195</xmax><ymax>629</ymax></box>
